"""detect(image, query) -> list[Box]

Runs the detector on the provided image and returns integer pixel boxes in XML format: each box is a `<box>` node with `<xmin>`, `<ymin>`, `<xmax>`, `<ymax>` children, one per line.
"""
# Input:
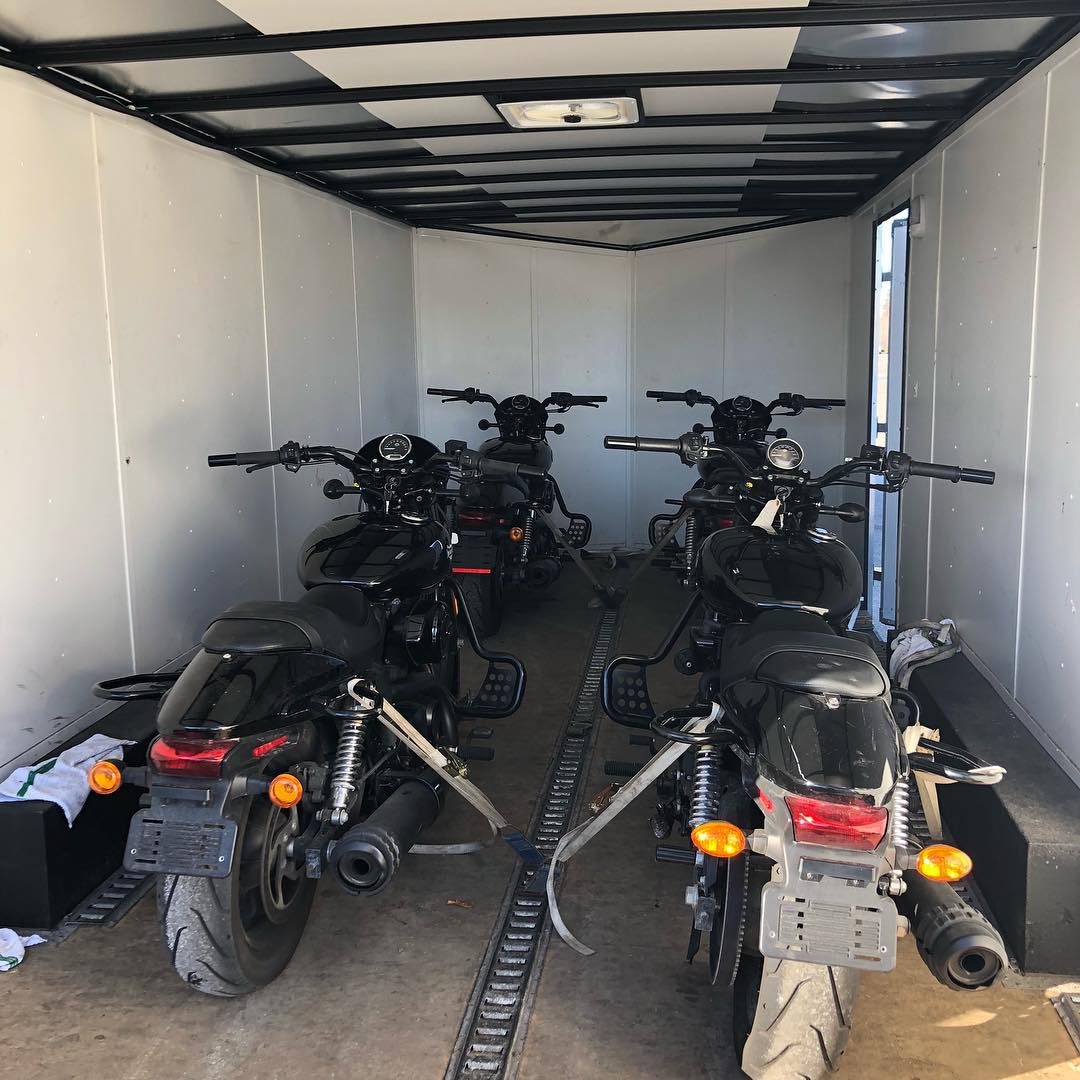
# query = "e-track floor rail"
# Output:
<box><xmin>446</xmin><ymin>608</ymin><xmax>620</xmax><ymax>1078</ymax></box>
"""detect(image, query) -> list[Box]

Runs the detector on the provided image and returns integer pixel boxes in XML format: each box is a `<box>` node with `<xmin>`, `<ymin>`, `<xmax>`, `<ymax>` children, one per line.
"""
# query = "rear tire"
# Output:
<box><xmin>735</xmin><ymin>956</ymin><xmax>859</xmax><ymax>1080</ymax></box>
<box><xmin>458</xmin><ymin>557</ymin><xmax>503</xmax><ymax>638</ymax></box>
<box><xmin>158</xmin><ymin>797</ymin><xmax>316</xmax><ymax>996</ymax></box>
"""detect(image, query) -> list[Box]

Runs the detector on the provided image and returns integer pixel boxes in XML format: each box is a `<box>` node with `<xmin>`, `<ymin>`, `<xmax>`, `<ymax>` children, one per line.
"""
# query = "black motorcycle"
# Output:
<box><xmin>601</xmin><ymin>431</ymin><xmax>1008</xmax><ymax>1080</ymax></box>
<box><xmin>644</xmin><ymin>390</ymin><xmax>844</xmax><ymax>586</ymax></box>
<box><xmin>427</xmin><ymin>387</ymin><xmax>607</xmax><ymax>633</ymax></box>
<box><xmin>90</xmin><ymin>434</ymin><xmax>532</xmax><ymax>995</ymax></box>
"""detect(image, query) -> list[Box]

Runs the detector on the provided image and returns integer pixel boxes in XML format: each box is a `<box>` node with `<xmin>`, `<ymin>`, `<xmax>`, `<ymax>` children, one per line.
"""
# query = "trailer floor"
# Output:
<box><xmin>1</xmin><ymin>567</ymin><xmax>1077</xmax><ymax>1080</ymax></box>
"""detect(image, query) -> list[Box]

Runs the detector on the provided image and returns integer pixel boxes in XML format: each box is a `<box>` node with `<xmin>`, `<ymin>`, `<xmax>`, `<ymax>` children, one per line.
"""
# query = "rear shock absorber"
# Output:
<box><xmin>891</xmin><ymin>778</ymin><xmax>911</xmax><ymax>851</ymax></box>
<box><xmin>519</xmin><ymin>509</ymin><xmax>536</xmax><ymax>562</ymax></box>
<box><xmin>323</xmin><ymin>692</ymin><xmax>378</xmax><ymax>826</ymax></box>
<box><xmin>682</xmin><ymin>513</ymin><xmax>699</xmax><ymax>586</ymax></box>
<box><xmin>690</xmin><ymin>744</ymin><xmax>723</xmax><ymax>829</ymax></box>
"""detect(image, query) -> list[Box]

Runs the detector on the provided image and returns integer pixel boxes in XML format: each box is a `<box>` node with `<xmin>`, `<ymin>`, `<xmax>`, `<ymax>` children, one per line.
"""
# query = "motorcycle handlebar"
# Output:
<box><xmin>426</xmin><ymin>387</ymin><xmax>460</xmax><ymax>397</ymax></box>
<box><xmin>207</xmin><ymin>449</ymin><xmax>282</xmax><ymax>468</ymax></box>
<box><xmin>804</xmin><ymin>397</ymin><xmax>846</xmax><ymax>408</ymax></box>
<box><xmin>909</xmin><ymin>459</ymin><xmax>996</xmax><ymax>485</ymax></box>
<box><xmin>604</xmin><ymin>435</ymin><xmax>682</xmax><ymax>453</ymax></box>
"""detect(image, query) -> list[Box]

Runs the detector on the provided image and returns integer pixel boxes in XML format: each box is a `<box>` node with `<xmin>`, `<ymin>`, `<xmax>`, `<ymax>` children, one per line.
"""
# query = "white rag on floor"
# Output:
<box><xmin>0</xmin><ymin>733</ymin><xmax>134</xmax><ymax>826</ymax></box>
<box><xmin>889</xmin><ymin>619</ymin><xmax>956</xmax><ymax>687</ymax></box>
<box><xmin>0</xmin><ymin>929</ymin><xmax>45</xmax><ymax>972</ymax></box>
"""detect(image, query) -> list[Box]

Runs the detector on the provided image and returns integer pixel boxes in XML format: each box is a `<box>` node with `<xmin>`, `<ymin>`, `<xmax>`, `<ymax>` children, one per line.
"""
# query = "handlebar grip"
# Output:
<box><xmin>518</xmin><ymin>464</ymin><xmax>547</xmax><ymax>479</ymax></box>
<box><xmin>573</xmin><ymin>395</ymin><xmax>607</xmax><ymax>404</ymax></box>
<box><xmin>476</xmin><ymin>457</ymin><xmax>545</xmax><ymax>480</ymax></box>
<box><xmin>645</xmin><ymin>391</ymin><xmax>685</xmax><ymax>401</ymax></box>
<box><xmin>427</xmin><ymin>387</ymin><xmax>460</xmax><ymax>396</ymax></box>
<box><xmin>908</xmin><ymin>459</ymin><xmax>996</xmax><ymax>485</ymax></box>
<box><xmin>808</xmin><ymin>398</ymin><xmax>846</xmax><ymax>407</ymax></box>
<box><xmin>604</xmin><ymin>435</ymin><xmax>682</xmax><ymax>453</ymax></box>
<box><xmin>207</xmin><ymin>450</ymin><xmax>282</xmax><ymax>467</ymax></box>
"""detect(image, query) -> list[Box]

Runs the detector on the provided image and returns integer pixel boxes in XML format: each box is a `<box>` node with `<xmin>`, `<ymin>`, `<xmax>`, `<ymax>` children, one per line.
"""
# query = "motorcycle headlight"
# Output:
<box><xmin>766</xmin><ymin>438</ymin><xmax>805</xmax><ymax>471</ymax></box>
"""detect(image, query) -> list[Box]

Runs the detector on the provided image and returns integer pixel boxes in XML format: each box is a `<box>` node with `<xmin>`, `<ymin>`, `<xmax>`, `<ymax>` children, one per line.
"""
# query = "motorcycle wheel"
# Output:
<box><xmin>158</xmin><ymin>795</ymin><xmax>316</xmax><ymax>996</ymax></box>
<box><xmin>734</xmin><ymin>956</ymin><xmax>859</xmax><ymax>1080</ymax></box>
<box><xmin>458</xmin><ymin>553</ymin><xmax>504</xmax><ymax>637</ymax></box>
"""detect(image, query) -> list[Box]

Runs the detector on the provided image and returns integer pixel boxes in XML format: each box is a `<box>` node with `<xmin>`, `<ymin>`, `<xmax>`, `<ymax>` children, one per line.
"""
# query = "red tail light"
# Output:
<box><xmin>786</xmin><ymin>796</ymin><xmax>889</xmax><ymax>851</ymax></box>
<box><xmin>458</xmin><ymin>509</ymin><xmax>495</xmax><ymax>527</ymax></box>
<box><xmin>452</xmin><ymin>567</ymin><xmax>492</xmax><ymax>575</ymax></box>
<box><xmin>717</xmin><ymin>517</ymin><xmax>735</xmax><ymax>529</ymax></box>
<box><xmin>150</xmin><ymin>736</ymin><xmax>239</xmax><ymax>778</ymax></box>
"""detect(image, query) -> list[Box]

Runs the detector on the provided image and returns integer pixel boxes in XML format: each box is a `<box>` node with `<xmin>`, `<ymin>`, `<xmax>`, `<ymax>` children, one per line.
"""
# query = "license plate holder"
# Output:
<box><xmin>759</xmin><ymin>880</ymin><xmax>897</xmax><ymax>972</ymax></box>
<box><xmin>123</xmin><ymin>809</ymin><xmax>238</xmax><ymax>878</ymax></box>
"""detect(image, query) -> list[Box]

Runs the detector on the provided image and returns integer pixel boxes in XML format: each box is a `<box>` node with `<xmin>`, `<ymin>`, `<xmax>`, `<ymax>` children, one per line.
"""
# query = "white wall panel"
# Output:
<box><xmin>0</xmin><ymin>69</ymin><xmax>414</xmax><ymax>770</ymax></box>
<box><xmin>843</xmin><ymin>38</ymin><xmax>1080</xmax><ymax>777</ymax></box>
<box><xmin>259</xmin><ymin>179</ymin><xmax>361</xmax><ymax>598</ymax></box>
<box><xmin>631</xmin><ymin>242</ymin><xmax>726</xmax><ymax>546</ymax></box>
<box><xmin>416</xmin><ymin>234</ymin><xmax>534</xmax><ymax>451</ymax></box>
<box><xmin>723</xmin><ymin>219</ymin><xmax>851</xmax><ymax>475</ymax></box>
<box><xmin>95</xmin><ymin>118</ymin><xmax>280</xmax><ymax>670</ymax></box>
<box><xmin>353</xmin><ymin>213</ymin><xmax>419</xmax><ymax>438</ymax></box>
<box><xmin>926</xmin><ymin>85</ymin><xmax>1044</xmax><ymax>689</ymax></box>
<box><xmin>0</xmin><ymin>80</ymin><xmax>130</xmax><ymax>765</ymax></box>
<box><xmin>534</xmin><ymin>248</ymin><xmax>631</xmax><ymax>546</ymax></box>
<box><xmin>1014</xmin><ymin>51</ymin><xmax>1080</xmax><ymax>763</ymax></box>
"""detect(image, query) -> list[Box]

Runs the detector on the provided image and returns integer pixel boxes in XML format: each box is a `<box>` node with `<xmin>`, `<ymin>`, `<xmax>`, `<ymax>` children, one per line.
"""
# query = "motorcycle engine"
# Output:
<box><xmin>400</xmin><ymin>601</ymin><xmax>456</xmax><ymax>664</ymax></box>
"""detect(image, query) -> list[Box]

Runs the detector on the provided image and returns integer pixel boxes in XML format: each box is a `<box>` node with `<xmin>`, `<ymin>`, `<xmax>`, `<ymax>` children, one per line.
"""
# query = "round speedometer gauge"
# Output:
<box><xmin>378</xmin><ymin>433</ymin><xmax>413</xmax><ymax>462</ymax></box>
<box><xmin>766</xmin><ymin>438</ymin><xmax>805</xmax><ymax>471</ymax></box>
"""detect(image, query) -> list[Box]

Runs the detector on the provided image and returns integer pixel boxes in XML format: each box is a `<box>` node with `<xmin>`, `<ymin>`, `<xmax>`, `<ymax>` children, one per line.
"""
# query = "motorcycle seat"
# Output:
<box><xmin>201</xmin><ymin>584</ymin><xmax>383</xmax><ymax>671</ymax></box>
<box><xmin>720</xmin><ymin>611</ymin><xmax>888</xmax><ymax>700</ymax></box>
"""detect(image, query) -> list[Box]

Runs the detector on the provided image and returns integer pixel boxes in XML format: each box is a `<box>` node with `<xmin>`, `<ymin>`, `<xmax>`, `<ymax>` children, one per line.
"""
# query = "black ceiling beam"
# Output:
<box><xmin>197</xmin><ymin>58</ymin><xmax>1015</xmax><ymax>130</ymax></box>
<box><xmin>235</xmin><ymin>123</ymin><xmax>928</xmax><ymax>150</ymax></box>
<box><xmin>373</xmin><ymin>185</ymin><xmax>861</xmax><ymax>204</ymax></box>
<box><xmin>302</xmin><ymin>146</ymin><xmax>894</xmax><ymax>173</ymax></box>
<box><xmin>632</xmin><ymin>214</ymin><xmax>831</xmax><ymax>251</ymax></box>
<box><xmin>21</xmin><ymin>3</ymin><xmax>1080</xmax><ymax>65</ymax></box>
<box><xmin>141</xmin><ymin>73</ymin><xmax>975</xmax><ymax>114</ymax></box>
<box><xmin>406</xmin><ymin>199</ymin><xmax>855</xmax><ymax>216</ymax></box>
<box><xmin>345</xmin><ymin>167</ymin><xmax>884</xmax><ymax>190</ymax></box>
<box><xmin>405</xmin><ymin>210</ymin><xmax>824</xmax><ymax>223</ymax></box>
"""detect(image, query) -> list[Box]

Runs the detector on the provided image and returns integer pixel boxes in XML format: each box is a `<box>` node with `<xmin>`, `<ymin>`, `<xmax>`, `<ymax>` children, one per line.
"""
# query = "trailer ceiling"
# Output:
<box><xmin>2</xmin><ymin>1</ymin><xmax>1079</xmax><ymax>250</ymax></box>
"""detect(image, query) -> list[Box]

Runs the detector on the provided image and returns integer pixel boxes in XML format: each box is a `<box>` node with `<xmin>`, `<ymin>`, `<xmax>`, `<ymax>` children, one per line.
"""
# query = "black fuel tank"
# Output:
<box><xmin>299</xmin><ymin>514</ymin><xmax>451</xmax><ymax>600</ymax></box>
<box><xmin>479</xmin><ymin>436</ymin><xmax>554</xmax><ymax>472</ymax></box>
<box><xmin>699</xmin><ymin>526</ymin><xmax>862</xmax><ymax>625</ymax></box>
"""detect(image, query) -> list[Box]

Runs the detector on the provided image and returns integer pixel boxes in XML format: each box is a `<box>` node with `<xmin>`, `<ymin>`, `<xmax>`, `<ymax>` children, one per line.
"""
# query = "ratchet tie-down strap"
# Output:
<box><xmin>347</xmin><ymin>679</ymin><xmax>543</xmax><ymax>866</ymax></box>
<box><xmin>547</xmin><ymin>704</ymin><xmax>721</xmax><ymax>956</ymax></box>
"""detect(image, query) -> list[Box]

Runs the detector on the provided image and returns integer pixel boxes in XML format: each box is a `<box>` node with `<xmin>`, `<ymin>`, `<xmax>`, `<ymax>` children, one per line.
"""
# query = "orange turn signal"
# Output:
<box><xmin>915</xmin><ymin>843</ymin><xmax>973</xmax><ymax>882</ymax></box>
<box><xmin>690</xmin><ymin>820</ymin><xmax>746</xmax><ymax>859</ymax></box>
<box><xmin>88</xmin><ymin>760</ymin><xmax>123</xmax><ymax>795</ymax></box>
<box><xmin>509</xmin><ymin>526</ymin><xmax>525</xmax><ymax>542</ymax></box>
<box><xmin>268</xmin><ymin>773</ymin><xmax>303</xmax><ymax>809</ymax></box>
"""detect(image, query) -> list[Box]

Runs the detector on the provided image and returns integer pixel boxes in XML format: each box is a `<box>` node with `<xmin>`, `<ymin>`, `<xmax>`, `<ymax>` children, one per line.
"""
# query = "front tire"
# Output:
<box><xmin>735</xmin><ymin>957</ymin><xmax>859</xmax><ymax>1080</ymax></box>
<box><xmin>158</xmin><ymin>797</ymin><xmax>315</xmax><ymax>996</ymax></box>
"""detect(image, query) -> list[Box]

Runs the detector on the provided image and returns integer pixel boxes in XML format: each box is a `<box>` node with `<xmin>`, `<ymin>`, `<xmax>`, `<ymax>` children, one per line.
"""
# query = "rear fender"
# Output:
<box><xmin>156</xmin><ymin>648</ymin><xmax>346</xmax><ymax>740</ymax></box>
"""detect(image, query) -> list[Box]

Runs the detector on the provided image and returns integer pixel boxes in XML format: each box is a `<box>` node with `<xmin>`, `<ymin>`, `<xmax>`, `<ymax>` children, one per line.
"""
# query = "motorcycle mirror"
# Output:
<box><xmin>834</xmin><ymin>502</ymin><xmax>867</xmax><ymax>523</ymax></box>
<box><xmin>691</xmin><ymin>422</ymin><xmax>705</xmax><ymax>435</ymax></box>
<box><xmin>550</xmin><ymin>422</ymin><xmax>565</xmax><ymax>435</ymax></box>
<box><xmin>323</xmin><ymin>479</ymin><xmax>350</xmax><ymax>500</ymax></box>
<box><xmin>770</xmin><ymin>427</ymin><xmax>788</xmax><ymax>439</ymax></box>
<box><xmin>477</xmin><ymin>418</ymin><xmax>492</xmax><ymax>430</ymax></box>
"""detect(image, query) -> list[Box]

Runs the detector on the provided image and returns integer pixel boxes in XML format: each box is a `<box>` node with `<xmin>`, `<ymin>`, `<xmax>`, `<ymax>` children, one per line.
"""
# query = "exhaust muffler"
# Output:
<box><xmin>900</xmin><ymin>872</ymin><xmax>1008</xmax><ymax>990</ymax></box>
<box><xmin>328</xmin><ymin>771</ymin><xmax>442</xmax><ymax>896</ymax></box>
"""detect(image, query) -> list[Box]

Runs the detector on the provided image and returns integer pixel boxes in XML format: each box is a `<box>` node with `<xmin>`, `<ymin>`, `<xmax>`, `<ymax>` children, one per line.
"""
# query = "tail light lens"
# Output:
<box><xmin>150</xmin><ymin>736</ymin><xmax>239</xmax><ymax>777</ymax></box>
<box><xmin>717</xmin><ymin>517</ymin><xmax>735</xmax><ymax>529</ymax></box>
<box><xmin>458</xmin><ymin>509</ymin><xmax>495</xmax><ymax>527</ymax></box>
<box><xmin>786</xmin><ymin>795</ymin><xmax>889</xmax><ymax>851</ymax></box>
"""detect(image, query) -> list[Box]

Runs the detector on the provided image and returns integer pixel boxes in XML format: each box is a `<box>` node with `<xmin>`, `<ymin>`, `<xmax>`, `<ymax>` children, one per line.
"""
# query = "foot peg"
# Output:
<box><xmin>604</xmin><ymin>760</ymin><xmax>641</xmax><ymax>778</ymax></box>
